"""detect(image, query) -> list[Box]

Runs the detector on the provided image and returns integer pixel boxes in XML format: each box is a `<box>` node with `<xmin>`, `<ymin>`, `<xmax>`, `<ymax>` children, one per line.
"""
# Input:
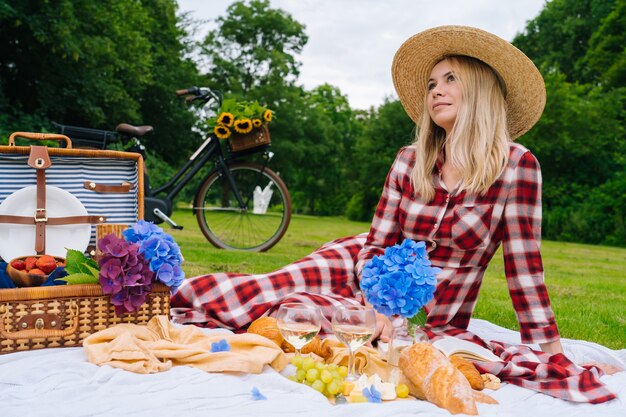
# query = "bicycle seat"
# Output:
<box><xmin>116</xmin><ymin>123</ymin><xmax>154</xmax><ymax>137</ymax></box>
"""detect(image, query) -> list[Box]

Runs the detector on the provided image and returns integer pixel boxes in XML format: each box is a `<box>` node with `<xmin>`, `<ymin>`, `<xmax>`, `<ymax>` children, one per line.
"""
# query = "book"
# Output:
<box><xmin>431</xmin><ymin>336</ymin><xmax>501</xmax><ymax>362</ymax></box>
<box><xmin>377</xmin><ymin>336</ymin><xmax>501</xmax><ymax>362</ymax></box>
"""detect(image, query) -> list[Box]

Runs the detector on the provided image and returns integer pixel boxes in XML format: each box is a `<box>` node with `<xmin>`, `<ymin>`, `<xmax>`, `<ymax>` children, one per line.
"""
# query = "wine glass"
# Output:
<box><xmin>276</xmin><ymin>303</ymin><xmax>322</xmax><ymax>356</ymax></box>
<box><xmin>331</xmin><ymin>305</ymin><xmax>377</xmax><ymax>381</ymax></box>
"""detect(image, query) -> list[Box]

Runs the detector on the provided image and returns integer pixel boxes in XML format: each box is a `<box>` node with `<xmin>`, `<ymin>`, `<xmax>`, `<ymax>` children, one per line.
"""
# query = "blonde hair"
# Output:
<box><xmin>410</xmin><ymin>55</ymin><xmax>510</xmax><ymax>201</ymax></box>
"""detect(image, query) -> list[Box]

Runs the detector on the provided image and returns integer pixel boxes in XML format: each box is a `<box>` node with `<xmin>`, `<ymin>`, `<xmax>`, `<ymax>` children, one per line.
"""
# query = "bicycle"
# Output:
<box><xmin>54</xmin><ymin>87</ymin><xmax>291</xmax><ymax>252</ymax></box>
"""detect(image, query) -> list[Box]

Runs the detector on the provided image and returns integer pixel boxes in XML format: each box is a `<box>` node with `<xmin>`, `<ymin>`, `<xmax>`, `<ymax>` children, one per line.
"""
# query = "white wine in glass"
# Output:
<box><xmin>331</xmin><ymin>305</ymin><xmax>376</xmax><ymax>381</ymax></box>
<box><xmin>276</xmin><ymin>303</ymin><xmax>322</xmax><ymax>355</ymax></box>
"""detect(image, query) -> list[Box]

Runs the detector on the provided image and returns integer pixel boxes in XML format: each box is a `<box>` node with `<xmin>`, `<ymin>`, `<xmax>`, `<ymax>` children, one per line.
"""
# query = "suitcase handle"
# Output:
<box><xmin>8</xmin><ymin>132</ymin><xmax>73</xmax><ymax>149</ymax></box>
<box><xmin>0</xmin><ymin>301</ymin><xmax>79</xmax><ymax>340</ymax></box>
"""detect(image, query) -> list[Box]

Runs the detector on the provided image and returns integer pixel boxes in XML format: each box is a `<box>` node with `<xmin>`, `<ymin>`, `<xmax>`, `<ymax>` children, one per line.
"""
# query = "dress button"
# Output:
<box><xmin>431</xmin><ymin>241</ymin><xmax>437</xmax><ymax>249</ymax></box>
<box><xmin>433</xmin><ymin>223</ymin><xmax>438</xmax><ymax>229</ymax></box>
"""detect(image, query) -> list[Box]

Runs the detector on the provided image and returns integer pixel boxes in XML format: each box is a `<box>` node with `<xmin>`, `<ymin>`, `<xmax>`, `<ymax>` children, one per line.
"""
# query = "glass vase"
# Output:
<box><xmin>387</xmin><ymin>316</ymin><xmax>429</xmax><ymax>384</ymax></box>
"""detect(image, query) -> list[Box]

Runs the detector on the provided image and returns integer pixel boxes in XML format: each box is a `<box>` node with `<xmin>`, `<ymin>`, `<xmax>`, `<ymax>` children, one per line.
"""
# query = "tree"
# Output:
<box><xmin>0</xmin><ymin>0</ymin><xmax>200</xmax><ymax>163</ymax></box>
<box><xmin>580</xmin><ymin>0</ymin><xmax>626</xmax><ymax>89</ymax></box>
<box><xmin>513</xmin><ymin>0</ymin><xmax>616</xmax><ymax>83</ymax></box>
<box><xmin>346</xmin><ymin>99</ymin><xmax>415</xmax><ymax>221</ymax></box>
<box><xmin>200</xmin><ymin>0</ymin><xmax>307</xmax><ymax>96</ymax></box>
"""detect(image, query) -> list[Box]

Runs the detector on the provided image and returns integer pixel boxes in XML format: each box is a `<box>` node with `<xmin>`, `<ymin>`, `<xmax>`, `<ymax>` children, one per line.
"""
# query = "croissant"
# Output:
<box><xmin>450</xmin><ymin>356</ymin><xmax>485</xmax><ymax>390</ymax></box>
<box><xmin>247</xmin><ymin>316</ymin><xmax>332</xmax><ymax>360</ymax></box>
<box><xmin>400</xmin><ymin>342</ymin><xmax>484</xmax><ymax>415</ymax></box>
<box><xmin>247</xmin><ymin>317</ymin><xmax>284</xmax><ymax>346</ymax></box>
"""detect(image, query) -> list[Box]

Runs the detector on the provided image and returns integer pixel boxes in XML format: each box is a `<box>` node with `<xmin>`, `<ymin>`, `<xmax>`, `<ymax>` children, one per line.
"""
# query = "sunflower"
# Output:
<box><xmin>252</xmin><ymin>118</ymin><xmax>262</xmax><ymax>128</ymax></box>
<box><xmin>263</xmin><ymin>109</ymin><xmax>273</xmax><ymax>123</ymax></box>
<box><xmin>233</xmin><ymin>119</ymin><xmax>253</xmax><ymax>134</ymax></box>
<box><xmin>214</xmin><ymin>125</ymin><xmax>231</xmax><ymax>139</ymax></box>
<box><xmin>217</xmin><ymin>112</ymin><xmax>234</xmax><ymax>126</ymax></box>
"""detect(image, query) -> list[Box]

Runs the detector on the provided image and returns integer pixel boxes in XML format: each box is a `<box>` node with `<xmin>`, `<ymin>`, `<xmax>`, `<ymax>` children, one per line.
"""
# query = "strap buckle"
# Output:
<box><xmin>34</xmin><ymin>208</ymin><xmax>48</xmax><ymax>223</ymax></box>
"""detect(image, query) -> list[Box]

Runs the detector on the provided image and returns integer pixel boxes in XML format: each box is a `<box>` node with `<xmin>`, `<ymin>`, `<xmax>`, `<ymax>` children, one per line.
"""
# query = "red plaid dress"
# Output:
<box><xmin>170</xmin><ymin>143</ymin><xmax>616</xmax><ymax>403</ymax></box>
<box><xmin>355</xmin><ymin>143</ymin><xmax>560</xmax><ymax>345</ymax></box>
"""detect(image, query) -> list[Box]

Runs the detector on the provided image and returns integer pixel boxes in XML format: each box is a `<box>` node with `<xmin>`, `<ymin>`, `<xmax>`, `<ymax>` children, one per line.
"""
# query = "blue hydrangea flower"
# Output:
<box><xmin>362</xmin><ymin>239</ymin><xmax>441</xmax><ymax>319</ymax></box>
<box><xmin>251</xmin><ymin>387</ymin><xmax>267</xmax><ymax>400</ymax></box>
<box><xmin>210</xmin><ymin>339</ymin><xmax>231</xmax><ymax>352</ymax></box>
<box><xmin>123</xmin><ymin>220</ymin><xmax>164</xmax><ymax>243</ymax></box>
<box><xmin>123</xmin><ymin>220</ymin><xmax>185</xmax><ymax>289</ymax></box>
<box><xmin>362</xmin><ymin>386</ymin><xmax>382</xmax><ymax>403</ymax></box>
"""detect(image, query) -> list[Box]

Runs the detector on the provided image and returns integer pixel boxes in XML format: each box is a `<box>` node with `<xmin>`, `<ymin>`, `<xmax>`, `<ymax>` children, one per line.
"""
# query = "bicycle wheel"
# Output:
<box><xmin>195</xmin><ymin>162</ymin><xmax>291</xmax><ymax>251</ymax></box>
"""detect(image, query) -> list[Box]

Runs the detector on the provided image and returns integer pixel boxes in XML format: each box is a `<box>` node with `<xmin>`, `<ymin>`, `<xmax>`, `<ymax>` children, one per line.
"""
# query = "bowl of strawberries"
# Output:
<box><xmin>6</xmin><ymin>255</ymin><xmax>66</xmax><ymax>287</ymax></box>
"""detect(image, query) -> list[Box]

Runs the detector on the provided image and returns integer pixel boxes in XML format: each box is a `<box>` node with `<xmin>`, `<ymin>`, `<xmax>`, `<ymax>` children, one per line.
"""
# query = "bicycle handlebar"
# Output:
<box><xmin>176</xmin><ymin>87</ymin><xmax>199</xmax><ymax>96</ymax></box>
<box><xmin>175</xmin><ymin>86</ymin><xmax>222</xmax><ymax>108</ymax></box>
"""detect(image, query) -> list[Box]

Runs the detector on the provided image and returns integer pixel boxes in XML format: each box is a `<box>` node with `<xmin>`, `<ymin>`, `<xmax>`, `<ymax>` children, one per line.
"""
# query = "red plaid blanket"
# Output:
<box><xmin>171</xmin><ymin>234</ymin><xmax>617</xmax><ymax>404</ymax></box>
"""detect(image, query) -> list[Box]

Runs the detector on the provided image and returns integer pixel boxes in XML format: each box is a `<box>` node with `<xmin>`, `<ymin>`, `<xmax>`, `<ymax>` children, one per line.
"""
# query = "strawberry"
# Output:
<box><xmin>24</xmin><ymin>256</ymin><xmax>38</xmax><ymax>271</ymax></box>
<box><xmin>36</xmin><ymin>255</ymin><xmax>57</xmax><ymax>274</ymax></box>
<box><xmin>10</xmin><ymin>259</ymin><xmax>26</xmax><ymax>270</ymax></box>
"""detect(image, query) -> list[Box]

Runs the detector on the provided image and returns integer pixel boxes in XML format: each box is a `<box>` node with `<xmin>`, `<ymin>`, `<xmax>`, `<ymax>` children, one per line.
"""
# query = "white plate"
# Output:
<box><xmin>0</xmin><ymin>186</ymin><xmax>91</xmax><ymax>261</ymax></box>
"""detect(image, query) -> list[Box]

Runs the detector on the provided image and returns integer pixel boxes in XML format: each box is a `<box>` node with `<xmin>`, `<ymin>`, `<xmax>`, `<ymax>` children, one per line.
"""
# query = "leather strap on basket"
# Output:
<box><xmin>28</xmin><ymin>146</ymin><xmax>51</xmax><ymax>255</ymax></box>
<box><xmin>83</xmin><ymin>181</ymin><xmax>132</xmax><ymax>193</ymax></box>
<box><xmin>0</xmin><ymin>214</ymin><xmax>106</xmax><ymax>226</ymax></box>
<box><xmin>0</xmin><ymin>146</ymin><xmax>107</xmax><ymax>254</ymax></box>
<box><xmin>0</xmin><ymin>301</ymin><xmax>79</xmax><ymax>340</ymax></box>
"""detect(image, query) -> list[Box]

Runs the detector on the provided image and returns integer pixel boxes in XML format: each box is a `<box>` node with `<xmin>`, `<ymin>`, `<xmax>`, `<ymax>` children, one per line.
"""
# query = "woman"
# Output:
<box><xmin>356</xmin><ymin>26</ymin><xmax>564</xmax><ymax>355</ymax></box>
<box><xmin>171</xmin><ymin>27</ymin><xmax>620</xmax><ymax>401</ymax></box>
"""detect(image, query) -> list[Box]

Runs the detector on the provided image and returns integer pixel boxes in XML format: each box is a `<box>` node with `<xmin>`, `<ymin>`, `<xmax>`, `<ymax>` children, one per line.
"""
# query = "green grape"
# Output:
<box><xmin>338</xmin><ymin>366</ymin><xmax>349</xmax><ymax>378</ymax></box>
<box><xmin>327</xmin><ymin>363</ymin><xmax>338</xmax><ymax>371</ymax></box>
<box><xmin>302</xmin><ymin>357</ymin><xmax>316</xmax><ymax>371</ymax></box>
<box><xmin>303</xmin><ymin>380</ymin><xmax>312</xmax><ymax>387</ymax></box>
<box><xmin>334</xmin><ymin>378</ymin><xmax>345</xmax><ymax>393</ymax></box>
<box><xmin>305</xmin><ymin>368</ymin><xmax>320</xmax><ymax>383</ymax></box>
<box><xmin>287</xmin><ymin>375</ymin><xmax>298</xmax><ymax>382</ymax></box>
<box><xmin>326</xmin><ymin>380</ymin><xmax>340</xmax><ymax>396</ymax></box>
<box><xmin>320</xmin><ymin>369</ymin><xmax>333</xmax><ymax>384</ymax></box>
<box><xmin>315</xmin><ymin>361</ymin><xmax>325</xmax><ymax>371</ymax></box>
<box><xmin>291</xmin><ymin>355</ymin><xmax>304</xmax><ymax>368</ymax></box>
<box><xmin>295</xmin><ymin>369</ymin><xmax>306</xmax><ymax>382</ymax></box>
<box><xmin>311</xmin><ymin>379</ymin><xmax>326</xmax><ymax>393</ymax></box>
<box><xmin>330</xmin><ymin>370</ymin><xmax>341</xmax><ymax>380</ymax></box>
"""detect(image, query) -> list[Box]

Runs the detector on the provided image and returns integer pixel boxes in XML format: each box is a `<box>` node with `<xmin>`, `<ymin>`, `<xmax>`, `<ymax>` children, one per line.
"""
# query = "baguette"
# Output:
<box><xmin>399</xmin><ymin>342</ymin><xmax>480</xmax><ymax>415</ymax></box>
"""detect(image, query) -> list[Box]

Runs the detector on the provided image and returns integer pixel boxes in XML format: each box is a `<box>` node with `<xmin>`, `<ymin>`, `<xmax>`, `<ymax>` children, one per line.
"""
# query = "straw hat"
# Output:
<box><xmin>392</xmin><ymin>25</ymin><xmax>545</xmax><ymax>139</ymax></box>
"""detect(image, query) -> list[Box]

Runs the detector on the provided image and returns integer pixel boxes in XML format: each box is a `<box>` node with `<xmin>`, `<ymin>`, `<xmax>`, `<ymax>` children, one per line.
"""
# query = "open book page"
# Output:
<box><xmin>431</xmin><ymin>336</ymin><xmax>501</xmax><ymax>362</ymax></box>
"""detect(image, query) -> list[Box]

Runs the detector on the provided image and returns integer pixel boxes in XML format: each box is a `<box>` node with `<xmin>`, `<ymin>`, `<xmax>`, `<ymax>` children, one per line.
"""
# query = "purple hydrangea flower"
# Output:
<box><xmin>98</xmin><ymin>233</ymin><xmax>154</xmax><ymax>315</ymax></box>
<box><xmin>361</xmin><ymin>239</ymin><xmax>441</xmax><ymax>319</ymax></box>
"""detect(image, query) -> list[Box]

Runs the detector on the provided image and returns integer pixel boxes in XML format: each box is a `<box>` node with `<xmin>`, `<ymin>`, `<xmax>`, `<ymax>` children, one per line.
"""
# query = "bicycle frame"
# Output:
<box><xmin>147</xmin><ymin>132</ymin><xmax>271</xmax><ymax>214</ymax></box>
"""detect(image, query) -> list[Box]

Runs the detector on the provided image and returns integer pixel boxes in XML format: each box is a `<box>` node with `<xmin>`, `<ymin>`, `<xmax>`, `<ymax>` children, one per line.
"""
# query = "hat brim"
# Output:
<box><xmin>392</xmin><ymin>25</ymin><xmax>545</xmax><ymax>139</ymax></box>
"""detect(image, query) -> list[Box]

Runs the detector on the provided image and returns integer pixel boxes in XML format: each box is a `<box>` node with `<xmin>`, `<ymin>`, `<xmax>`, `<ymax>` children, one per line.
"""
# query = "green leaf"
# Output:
<box><xmin>63</xmin><ymin>248</ymin><xmax>100</xmax><ymax>285</ymax></box>
<box><xmin>64</xmin><ymin>248</ymin><xmax>89</xmax><ymax>275</ymax></box>
<box><xmin>84</xmin><ymin>264</ymin><xmax>100</xmax><ymax>278</ymax></box>
<box><xmin>408</xmin><ymin>308</ymin><xmax>428</xmax><ymax>327</ymax></box>
<box><xmin>56</xmin><ymin>273</ymin><xmax>99</xmax><ymax>285</ymax></box>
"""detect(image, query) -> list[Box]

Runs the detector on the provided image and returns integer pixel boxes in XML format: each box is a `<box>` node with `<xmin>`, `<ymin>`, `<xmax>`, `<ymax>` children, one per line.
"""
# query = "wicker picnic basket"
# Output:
<box><xmin>229</xmin><ymin>125</ymin><xmax>271</xmax><ymax>153</ymax></box>
<box><xmin>0</xmin><ymin>283</ymin><xmax>170</xmax><ymax>354</ymax></box>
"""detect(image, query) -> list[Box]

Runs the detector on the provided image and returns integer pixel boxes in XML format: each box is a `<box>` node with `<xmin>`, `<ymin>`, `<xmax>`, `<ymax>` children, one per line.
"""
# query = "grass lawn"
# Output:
<box><xmin>169</xmin><ymin>209</ymin><xmax>626</xmax><ymax>350</ymax></box>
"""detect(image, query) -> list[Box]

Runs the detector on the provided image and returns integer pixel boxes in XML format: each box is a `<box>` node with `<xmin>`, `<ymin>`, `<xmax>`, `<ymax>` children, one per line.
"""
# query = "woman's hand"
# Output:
<box><xmin>373</xmin><ymin>313</ymin><xmax>394</xmax><ymax>342</ymax></box>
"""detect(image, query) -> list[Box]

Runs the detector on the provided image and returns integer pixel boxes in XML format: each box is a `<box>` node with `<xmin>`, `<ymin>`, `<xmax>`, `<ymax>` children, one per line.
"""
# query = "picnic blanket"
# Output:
<box><xmin>0</xmin><ymin>318</ymin><xmax>624</xmax><ymax>417</ymax></box>
<box><xmin>170</xmin><ymin>233</ymin><xmax>619</xmax><ymax>403</ymax></box>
